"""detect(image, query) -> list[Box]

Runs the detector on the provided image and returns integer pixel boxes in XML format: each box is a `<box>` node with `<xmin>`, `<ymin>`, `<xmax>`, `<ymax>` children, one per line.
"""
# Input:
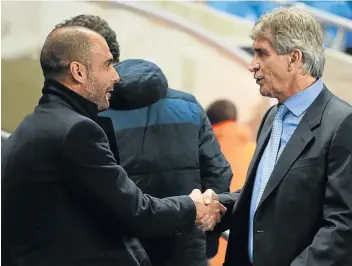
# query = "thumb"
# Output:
<box><xmin>219</xmin><ymin>203</ymin><xmax>227</xmax><ymax>214</ymax></box>
<box><xmin>203</xmin><ymin>189</ymin><xmax>215</xmax><ymax>205</ymax></box>
<box><xmin>190</xmin><ymin>189</ymin><xmax>201</xmax><ymax>196</ymax></box>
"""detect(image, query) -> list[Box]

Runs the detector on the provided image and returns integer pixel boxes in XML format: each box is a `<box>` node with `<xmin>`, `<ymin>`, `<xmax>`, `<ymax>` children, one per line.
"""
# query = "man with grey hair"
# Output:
<box><xmin>203</xmin><ymin>6</ymin><xmax>352</xmax><ymax>266</ymax></box>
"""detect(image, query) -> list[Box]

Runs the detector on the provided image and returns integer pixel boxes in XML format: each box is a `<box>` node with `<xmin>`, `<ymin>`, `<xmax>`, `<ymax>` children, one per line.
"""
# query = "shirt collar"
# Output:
<box><xmin>284</xmin><ymin>78</ymin><xmax>323</xmax><ymax>117</ymax></box>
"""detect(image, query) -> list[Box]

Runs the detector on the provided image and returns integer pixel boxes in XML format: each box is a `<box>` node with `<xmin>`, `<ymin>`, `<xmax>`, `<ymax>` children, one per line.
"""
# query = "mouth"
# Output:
<box><xmin>106</xmin><ymin>88</ymin><xmax>114</xmax><ymax>99</ymax></box>
<box><xmin>255</xmin><ymin>77</ymin><xmax>264</xmax><ymax>85</ymax></box>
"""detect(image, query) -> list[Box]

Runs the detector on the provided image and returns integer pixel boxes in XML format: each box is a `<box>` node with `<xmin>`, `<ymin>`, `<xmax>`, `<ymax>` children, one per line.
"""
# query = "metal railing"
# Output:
<box><xmin>1</xmin><ymin>130</ymin><xmax>11</xmax><ymax>142</ymax></box>
<box><xmin>108</xmin><ymin>0</ymin><xmax>253</xmax><ymax>66</ymax></box>
<box><xmin>285</xmin><ymin>2</ymin><xmax>352</xmax><ymax>51</ymax></box>
<box><xmin>221</xmin><ymin>230</ymin><xmax>230</xmax><ymax>241</ymax></box>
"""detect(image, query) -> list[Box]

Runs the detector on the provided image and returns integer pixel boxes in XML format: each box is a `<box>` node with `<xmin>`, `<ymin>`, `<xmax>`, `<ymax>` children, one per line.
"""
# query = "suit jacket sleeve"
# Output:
<box><xmin>212</xmin><ymin>106</ymin><xmax>276</xmax><ymax>233</ymax></box>
<box><xmin>62</xmin><ymin>119</ymin><xmax>196</xmax><ymax>238</ymax></box>
<box><xmin>210</xmin><ymin>191</ymin><xmax>240</xmax><ymax>233</ymax></box>
<box><xmin>291</xmin><ymin>112</ymin><xmax>352</xmax><ymax>266</ymax></box>
<box><xmin>198</xmin><ymin>105</ymin><xmax>232</xmax><ymax>193</ymax></box>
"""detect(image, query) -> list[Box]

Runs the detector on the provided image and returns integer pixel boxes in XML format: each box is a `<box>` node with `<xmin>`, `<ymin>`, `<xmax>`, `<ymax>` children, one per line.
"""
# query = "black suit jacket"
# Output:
<box><xmin>218</xmin><ymin>87</ymin><xmax>352</xmax><ymax>266</ymax></box>
<box><xmin>1</xmin><ymin>80</ymin><xmax>196</xmax><ymax>266</ymax></box>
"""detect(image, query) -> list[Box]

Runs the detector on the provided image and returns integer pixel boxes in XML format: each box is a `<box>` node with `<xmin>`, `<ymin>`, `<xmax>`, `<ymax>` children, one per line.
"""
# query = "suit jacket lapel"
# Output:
<box><xmin>235</xmin><ymin>106</ymin><xmax>276</xmax><ymax>213</ymax></box>
<box><xmin>246</xmin><ymin>122</ymin><xmax>272</xmax><ymax>183</ymax></box>
<box><xmin>247</xmin><ymin>105</ymin><xmax>277</xmax><ymax>181</ymax></box>
<box><xmin>257</xmin><ymin>87</ymin><xmax>333</xmax><ymax>209</ymax></box>
<box><xmin>257</xmin><ymin>118</ymin><xmax>314</xmax><ymax>209</ymax></box>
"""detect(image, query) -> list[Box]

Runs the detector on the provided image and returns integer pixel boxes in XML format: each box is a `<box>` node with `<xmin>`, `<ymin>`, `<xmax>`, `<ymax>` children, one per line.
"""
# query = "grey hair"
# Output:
<box><xmin>250</xmin><ymin>6</ymin><xmax>325</xmax><ymax>78</ymax></box>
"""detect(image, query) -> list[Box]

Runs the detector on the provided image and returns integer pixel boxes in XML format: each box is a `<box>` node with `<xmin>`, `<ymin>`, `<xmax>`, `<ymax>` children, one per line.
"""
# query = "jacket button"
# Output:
<box><xmin>175</xmin><ymin>231</ymin><xmax>183</xmax><ymax>236</ymax></box>
<box><xmin>256</xmin><ymin>230</ymin><xmax>265</xmax><ymax>233</ymax></box>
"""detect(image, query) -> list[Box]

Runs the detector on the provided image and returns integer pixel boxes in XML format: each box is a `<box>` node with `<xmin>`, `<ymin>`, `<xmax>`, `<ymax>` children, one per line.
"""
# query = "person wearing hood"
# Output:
<box><xmin>100</xmin><ymin>59</ymin><xmax>232</xmax><ymax>266</ymax></box>
<box><xmin>56</xmin><ymin>15</ymin><xmax>232</xmax><ymax>266</ymax></box>
<box><xmin>2</xmin><ymin>25</ymin><xmax>226</xmax><ymax>266</ymax></box>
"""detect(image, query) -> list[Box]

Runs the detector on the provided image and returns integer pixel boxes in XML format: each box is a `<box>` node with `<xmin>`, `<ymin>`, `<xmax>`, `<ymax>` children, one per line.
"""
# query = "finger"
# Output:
<box><xmin>200</xmin><ymin>222</ymin><xmax>212</xmax><ymax>232</ymax></box>
<box><xmin>198</xmin><ymin>216</ymin><xmax>212</xmax><ymax>231</ymax></box>
<box><xmin>199</xmin><ymin>215</ymin><xmax>218</xmax><ymax>231</ymax></box>
<box><xmin>209</xmin><ymin>201</ymin><xmax>227</xmax><ymax>214</ymax></box>
<box><xmin>203</xmin><ymin>189</ymin><xmax>214</xmax><ymax>205</ymax></box>
<box><xmin>208</xmin><ymin>200</ymin><xmax>225</xmax><ymax>214</ymax></box>
<box><xmin>196</xmin><ymin>212</ymin><xmax>208</xmax><ymax>224</ymax></box>
<box><xmin>209</xmin><ymin>205</ymin><xmax>220</xmax><ymax>216</ymax></box>
<box><xmin>216</xmin><ymin>212</ymin><xmax>221</xmax><ymax>223</ymax></box>
<box><xmin>201</xmin><ymin>219</ymin><xmax>216</xmax><ymax>232</ymax></box>
<box><xmin>200</xmin><ymin>214</ymin><xmax>210</xmax><ymax>224</ymax></box>
<box><xmin>207</xmin><ymin>223</ymin><xmax>216</xmax><ymax>232</ymax></box>
<box><xmin>191</xmin><ymin>188</ymin><xmax>202</xmax><ymax>196</ymax></box>
<box><xmin>218</xmin><ymin>203</ymin><xmax>227</xmax><ymax>214</ymax></box>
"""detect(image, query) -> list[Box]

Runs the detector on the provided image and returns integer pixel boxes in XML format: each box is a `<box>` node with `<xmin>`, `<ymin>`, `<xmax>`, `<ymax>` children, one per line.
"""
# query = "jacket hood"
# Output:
<box><xmin>110</xmin><ymin>59</ymin><xmax>168</xmax><ymax>110</ymax></box>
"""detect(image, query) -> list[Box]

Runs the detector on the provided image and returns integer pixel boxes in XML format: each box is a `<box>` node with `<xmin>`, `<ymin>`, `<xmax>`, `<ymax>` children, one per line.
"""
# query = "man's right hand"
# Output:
<box><xmin>189</xmin><ymin>189</ymin><xmax>227</xmax><ymax>231</ymax></box>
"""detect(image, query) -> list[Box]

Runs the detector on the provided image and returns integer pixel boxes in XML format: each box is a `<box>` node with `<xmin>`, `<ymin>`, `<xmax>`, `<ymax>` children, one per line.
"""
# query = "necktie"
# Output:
<box><xmin>255</xmin><ymin>104</ymin><xmax>289</xmax><ymax>209</ymax></box>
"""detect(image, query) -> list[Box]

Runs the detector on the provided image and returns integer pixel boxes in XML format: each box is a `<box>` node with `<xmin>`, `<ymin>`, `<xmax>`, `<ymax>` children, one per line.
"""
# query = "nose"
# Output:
<box><xmin>112</xmin><ymin>67</ymin><xmax>120</xmax><ymax>84</ymax></box>
<box><xmin>248</xmin><ymin>59</ymin><xmax>260</xmax><ymax>73</ymax></box>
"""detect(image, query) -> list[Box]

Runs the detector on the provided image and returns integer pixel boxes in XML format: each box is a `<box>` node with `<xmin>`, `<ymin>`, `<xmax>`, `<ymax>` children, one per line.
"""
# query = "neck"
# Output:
<box><xmin>54</xmin><ymin>78</ymin><xmax>86</xmax><ymax>99</ymax></box>
<box><xmin>278</xmin><ymin>75</ymin><xmax>318</xmax><ymax>103</ymax></box>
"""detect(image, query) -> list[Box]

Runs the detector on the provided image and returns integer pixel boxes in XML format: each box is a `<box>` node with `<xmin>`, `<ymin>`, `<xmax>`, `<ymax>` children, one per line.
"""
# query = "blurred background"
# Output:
<box><xmin>2</xmin><ymin>1</ymin><xmax>352</xmax><ymax>135</ymax></box>
<box><xmin>1</xmin><ymin>1</ymin><xmax>352</xmax><ymax>265</ymax></box>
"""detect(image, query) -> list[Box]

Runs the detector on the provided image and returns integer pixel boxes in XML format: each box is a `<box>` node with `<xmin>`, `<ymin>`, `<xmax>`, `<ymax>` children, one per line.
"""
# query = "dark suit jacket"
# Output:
<box><xmin>1</xmin><ymin>80</ymin><xmax>196</xmax><ymax>266</ymax></box>
<box><xmin>217</xmin><ymin>87</ymin><xmax>352</xmax><ymax>266</ymax></box>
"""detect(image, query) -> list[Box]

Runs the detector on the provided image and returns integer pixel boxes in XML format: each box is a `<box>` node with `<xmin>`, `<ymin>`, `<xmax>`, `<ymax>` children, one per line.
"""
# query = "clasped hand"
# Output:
<box><xmin>189</xmin><ymin>189</ymin><xmax>226</xmax><ymax>231</ymax></box>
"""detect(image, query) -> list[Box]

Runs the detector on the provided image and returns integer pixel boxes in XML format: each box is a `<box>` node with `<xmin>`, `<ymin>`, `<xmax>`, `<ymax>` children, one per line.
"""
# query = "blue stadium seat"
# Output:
<box><xmin>207</xmin><ymin>1</ymin><xmax>229</xmax><ymax>13</ymax></box>
<box><xmin>302</xmin><ymin>1</ymin><xmax>352</xmax><ymax>19</ymax></box>
<box><xmin>344</xmin><ymin>31</ymin><xmax>352</xmax><ymax>48</ymax></box>
<box><xmin>207</xmin><ymin>1</ymin><xmax>352</xmax><ymax>49</ymax></box>
<box><xmin>207</xmin><ymin>1</ymin><xmax>258</xmax><ymax>21</ymax></box>
<box><xmin>246</xmin><ymin>1</ymin><xmax>281</xmax><ymax>18</ymax></box>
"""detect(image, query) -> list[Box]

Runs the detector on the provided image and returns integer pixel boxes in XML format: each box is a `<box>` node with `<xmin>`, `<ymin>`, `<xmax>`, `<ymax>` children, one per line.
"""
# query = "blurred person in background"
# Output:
<box><xmin>206</xmin><ymin>99</ymin><xmax>255</xmax><ymax>192</ymax></box>
<box><xmin>205</xmin><ymin>99</ymin><xmax>255</xmax><ymax>265</ymax></box>
<box><xmin>203</xmin><ymin>6</ymin><xmax>352</xmax><ymax>266</ymax></box>
<box><xmin>102</xmin><ymin>59</ymin><xmax>232</xmax><ymax>266</ymax></box>
<box><xmin>1</xmin><ymin>25</ymin><xmax>225</xmax><ymax>266</ymax></box>
<box><xmin>57</xmin><ymin>15</ymin><xmax>232</xmax><ymax>266</ymax></box>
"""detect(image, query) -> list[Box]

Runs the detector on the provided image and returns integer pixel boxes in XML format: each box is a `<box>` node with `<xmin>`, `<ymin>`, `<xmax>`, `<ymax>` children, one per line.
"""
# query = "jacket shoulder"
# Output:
<box><xmin>327</xmin><ymin>93</ymin><xmax>352</xmax><ymax>116</ymax></box>
<box><xmin>256</xmin><ymin>105</ymin><xmax>277</xmax><ymax>142</ymax></box>
<box><xmin>32</xmin><ymin>102</ymin><xmax>98</xmax><ymax>140</ymax></box>
<box><xmin>166</xmin><ymin>88</ymin><xmax>198</xmax><ymax>104</ymax></box>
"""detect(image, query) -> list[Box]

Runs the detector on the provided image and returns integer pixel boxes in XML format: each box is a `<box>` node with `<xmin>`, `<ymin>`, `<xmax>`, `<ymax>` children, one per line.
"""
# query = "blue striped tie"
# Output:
<box><xmin>256</xmin><ymin>104</ymin><xmax>289</xmax><ymax>209</ymax></box>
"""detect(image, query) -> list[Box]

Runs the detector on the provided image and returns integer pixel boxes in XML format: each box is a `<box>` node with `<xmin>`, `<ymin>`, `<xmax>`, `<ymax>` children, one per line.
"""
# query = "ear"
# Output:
<box><xmin>69</xmin><ymin>62</ymin><xmax>88</xmax><ymax>84</ymax></box>
<box><xmin>288</xmin><ymin>49</ymin><xmax>303</xmax><ymax>71</ymax></box>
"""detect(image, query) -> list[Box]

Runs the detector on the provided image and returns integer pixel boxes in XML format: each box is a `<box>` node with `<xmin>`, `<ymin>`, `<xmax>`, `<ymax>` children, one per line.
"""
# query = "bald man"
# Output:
<box><xmin>1</xmin><ymin>26</ymin><xmax>225</xmax><ymax>266</ymax></box>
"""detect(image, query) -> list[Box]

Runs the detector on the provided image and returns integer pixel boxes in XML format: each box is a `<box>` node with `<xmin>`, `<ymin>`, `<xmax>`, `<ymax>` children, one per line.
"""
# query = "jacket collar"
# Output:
<box><xmin>248</xmin><ymin>86</ymin><xmax>332</xmax><ymax>211</ymax></box>
<box><xmin>39</xmin><ymin>79</ymin><xmax>99</xmax><ymax>121</ymax></box>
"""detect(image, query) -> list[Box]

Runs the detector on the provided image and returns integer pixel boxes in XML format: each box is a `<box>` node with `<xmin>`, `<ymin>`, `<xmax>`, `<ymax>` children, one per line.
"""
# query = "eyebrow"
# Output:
<box><xmin>253</xmin><ymin>48</ymin><xmax>268</xmax><ymax>54</ymax></box>
<box><xmin>104</xmin><ymin>58</ymin><xmax>114</xmax><ymax>66</ymax></box>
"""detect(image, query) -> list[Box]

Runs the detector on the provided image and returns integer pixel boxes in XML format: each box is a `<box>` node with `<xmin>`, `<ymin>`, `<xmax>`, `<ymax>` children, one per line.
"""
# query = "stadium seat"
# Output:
<box><xmin>246</xmin><ymin>1</ymin><xmax>281</xmax><ymax>17</ymax></box>
<box><xmin>302</xmin><ymin>1</ymin><xmax>352</xmax><ymax>19</ymax></box>
<box><xmin>207</xmin><ymin>1</ymin><xmax>258</xmax><ymax>21</ymax></box>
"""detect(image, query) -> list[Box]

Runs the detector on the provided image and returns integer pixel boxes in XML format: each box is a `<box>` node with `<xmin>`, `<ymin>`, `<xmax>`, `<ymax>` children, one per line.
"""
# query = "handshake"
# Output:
<box><xmin>189</xmin><ymin>189</ymin><xmax>226</xmax><ymax>232</ymax></box>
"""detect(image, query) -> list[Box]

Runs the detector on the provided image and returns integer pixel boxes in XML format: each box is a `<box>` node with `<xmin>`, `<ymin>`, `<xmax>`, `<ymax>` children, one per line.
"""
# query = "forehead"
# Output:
<box><xmin>90</xmin><ymin>34</ymin><xmax>113</xmax><ymax>62</ymax></box>
<box><xmin>252</xmin><ymin>38</ymin><xmax>275</xmax><ymax>52</ymax></box>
